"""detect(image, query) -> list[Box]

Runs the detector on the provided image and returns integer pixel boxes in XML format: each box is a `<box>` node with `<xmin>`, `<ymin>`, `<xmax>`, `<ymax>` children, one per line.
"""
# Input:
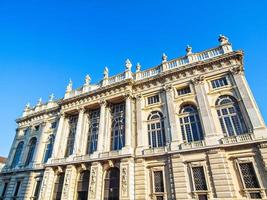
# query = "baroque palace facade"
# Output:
<box><xmin>1</xmin><ymin>35</ymin><xmax>267</xmax><ymax>200</ymax></box>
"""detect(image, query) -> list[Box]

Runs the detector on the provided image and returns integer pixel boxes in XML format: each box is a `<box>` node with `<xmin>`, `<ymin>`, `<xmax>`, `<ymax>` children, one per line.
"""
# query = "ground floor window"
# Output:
<box><xmin>77</xmin><ymin>170</ymin><xmax>90</xmax><ymax>200</ymax></box>
<box><xmin>0</xmin><ymin>182</ymin><xmax>8</xmax><ymax>199</ymax></box>
<box><xmin>32</xmin><ymin>178</ymin><xmax>42</xmax><ymax>200</ymax></box>
<box><xmin>13</xmin><ymin>181</ymin><xmax>21</xmax><ymax>199</ymax></box>
<box><xmin>104</xmin><ymin>167</ymin><xmax>120</xmax><ymax>200</ymax></box>
<box><xmin>52</xmin><ymin>172</ymin><xmax>65</xmax><ymax>200</ymax></box>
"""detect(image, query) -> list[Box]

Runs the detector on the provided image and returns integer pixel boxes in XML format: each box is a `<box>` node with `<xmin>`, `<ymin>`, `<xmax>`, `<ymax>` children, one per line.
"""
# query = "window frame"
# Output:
<box><xmin>150</xmin><ymin>166</ymin><xmax>166</xmax><ymax>200</ymax></box>
<box><xmin>31</xmin><ymin>176</ymin><xmax>42</xmax><ymax>200</ymax></box>
<box><xmin>210</xmin><ymin>76</ymin><xmax>230</xmax><ymax>90</ymax></box>
<box><xmin>176</xmin><ymin>85</ymin><xmax>192</xmax><ymax>96</ymax></box>
<box><xmin>147</xmin><ymin>94</ymin><xmax>161</xmax><ymax>106</ymax></box>
<box><xmin>87</xmin><ymin>109</ymin><xmax>100</xmax><ymax>154</ymax></box>
<box><xmin>65</xmin><ymin>115</ymin><xmax>78</xmax><ymax>157</ymax></box>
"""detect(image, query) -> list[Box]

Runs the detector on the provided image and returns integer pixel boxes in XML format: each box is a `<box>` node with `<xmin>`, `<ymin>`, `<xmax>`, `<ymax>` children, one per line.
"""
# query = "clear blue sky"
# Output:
<box><xmin>0</xmin><ymin>0</ymin><xmax>267</xmax><ymax>156</ymax></box>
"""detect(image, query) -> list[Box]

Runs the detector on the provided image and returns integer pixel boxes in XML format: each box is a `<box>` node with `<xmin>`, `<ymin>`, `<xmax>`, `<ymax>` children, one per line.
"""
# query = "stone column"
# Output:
<box><xmin>97</xmin><ymin>100</ymin><xmax>107</xmax><ymax>154</ymax></box>
<box><xmin>164</xmin><ymin>84</ymin><xmax>179</xmax><ymax>150</ymax></box>
<box><xmin>135</xmin><ymin>94</ymin><xmax>147</xmax><ymax>154</ymax></box>
<box><xmin>231</xmin><ymin>66</ymin><xmax>266</xmax><ymax>138</ymax></box>
<box><xmin>88</xmin><ymin>162</ymin><xmax>103</xmax><ymax>200</ymax></box>
<box><xmin>51</xmin><ymin>113</ymin><xmax>66</xmax><ymax>159</ymax></box>
<box><xmin>193</xmin><ymin>76</ymin><xmax>221</xmax><ymax>145</ymax></box>
<box><xmin>73</xmin><ymin>108</ymin><xmax>86</xmax><ymax>155</ymax></box>
<box><xmin>123</xmin><ymin>94</ymin><xmax>133</xmax><ymax>153</ymax></box>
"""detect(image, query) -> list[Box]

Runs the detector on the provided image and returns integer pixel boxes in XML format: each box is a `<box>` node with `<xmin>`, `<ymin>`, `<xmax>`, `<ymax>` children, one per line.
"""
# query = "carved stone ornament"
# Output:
<box><xmin>66</xmin><ymin>79</ymin><xmax>73</xmax><ymax>92</ymax></box>
<box><xmin>121</xmin><ymin>167</ymin><xmax>128</xmax><ymax>196</ymax></box>
<box><xmin>84</xmin><ymin>74</ymin><xmax>91</xmax><ymax>86</ymax></box>
<box><xmin>163</xmin><ymin>84</ymin><xmax>173</xmax><ymax>92</ymax></box>
<box><xmin>192</xmin><ymin>75</ymin><xmax>205</xmax><ymax>85</ymax></box>
<box><xmin>89</xmin><ymin>168</ymin><xmax>97</xmax><ymax>196</ymax></box>
<box><xmin>230</xmin><ymin>66</ymin><xmax>244</xmax><ymax>75</ymax></box>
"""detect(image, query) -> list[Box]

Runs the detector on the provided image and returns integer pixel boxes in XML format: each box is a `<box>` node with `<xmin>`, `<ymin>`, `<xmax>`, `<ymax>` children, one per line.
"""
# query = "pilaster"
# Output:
<box><xmin>61</xmin><ymin>165</ymin><xmax>78</xmax><ymax>200</ymax></box>
<box><xmin>88</xmin><ymin>162</ymin><xmax>103</xmax><ymax>200</ymax></box>
<box><xmin>120</xmin><ymin>158</ymin><xmax>134</xmax><ymax>200</ymax></box>
<box><xmin>39</xmin><ymin>167</ymin><xmax>56</xmax><ymax>200</ymax></box>
<box><xmin>73</xmin><ymin>108</ymin><xmax>86</xmax><ymax>155</ymax></box>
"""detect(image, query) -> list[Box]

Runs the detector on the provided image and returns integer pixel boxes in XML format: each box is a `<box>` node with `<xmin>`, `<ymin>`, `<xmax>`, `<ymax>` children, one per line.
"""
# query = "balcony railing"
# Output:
<box><xmin>221</xmin><ymin>133</ymin><xmax>255</xmax><ymax>144</ymax></box>
<box><xmin>180</xmin><ymin>140</ymin><xmax>205</xmax><ymax>150</ymax></box>
<box><xmin>143</xmin><ymin>146</ymin><xmax>169</xmax><ymax>155</ymax></box>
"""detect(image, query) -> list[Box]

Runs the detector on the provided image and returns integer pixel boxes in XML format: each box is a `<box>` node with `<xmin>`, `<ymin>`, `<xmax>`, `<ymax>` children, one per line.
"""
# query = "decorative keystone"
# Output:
<box><xmin>125</xmin><ymin>59</ymin><xmax>132</xmax><ymax>71</ymax></box>
<box><xmin>162</xmin><ymin>53</ymin><xmax>167</xmax><ymax>63</ymax></box>
<box><xmin>186</xmin><ymin>45</ymin><xmax>193</xmax><ymax>55</ymax></box>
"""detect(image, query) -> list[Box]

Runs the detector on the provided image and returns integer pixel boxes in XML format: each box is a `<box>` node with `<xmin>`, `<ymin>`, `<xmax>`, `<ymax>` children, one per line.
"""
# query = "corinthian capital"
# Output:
<box><xmin>192</xmin><ymin>75</ymin><xmax>205</xmax><ymax>85</ymax></box>
<box><xmin>163</xmin><ymin>84</ymin><xmax>173</xmax><ymax>92</ymax></box>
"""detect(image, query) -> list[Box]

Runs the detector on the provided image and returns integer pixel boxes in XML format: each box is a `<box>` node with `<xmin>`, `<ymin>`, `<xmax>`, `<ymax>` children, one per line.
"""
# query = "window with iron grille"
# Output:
<box><xmin>177</xmin><ymin>86</ymin><xmax>191</xmax><ymax>96</ymax></box>
<box><xmin>192</xmin><ymin>166</ymin><xmax>208</xmax><ymax>191</ymax></box>
<box><xmin>148</xmin><ymin>95</ymin><xmax>160</xmax><ymax>105</ymax></box>
<box><xmin>211</xmin><ymin>77</ymin><xmax>229</xmax><ymax>89</ymax></box>
<box><xmin>239</xmin><ymin>163</ymin><xmax>260</xmax><ymax>189</ymax></box>
<box><xmin>154</xmin><ymin>171</ymin><xmax>164</xmax><ymax>192</ymax></box>
<box><xmin>1</xmin><ymin>182</ymin><xmax>8</xmax><ymax>197</ymax></box>
<box><xmin>13</xmin><ymin>181</ymin><xmax>21</xmax><ymax>198</ymax></box>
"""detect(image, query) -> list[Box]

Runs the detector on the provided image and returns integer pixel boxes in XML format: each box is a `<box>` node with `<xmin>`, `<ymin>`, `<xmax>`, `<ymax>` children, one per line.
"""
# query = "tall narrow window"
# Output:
<box><xmin>111</xmin><ymin>103</ymin><xmax>125</xmax><ymax>151</ymax></box>
<box><xmin>104</xmin><ymin>168</ymin><xmax>120</xmax><ymax>200</ymax></box>
<box><xmin>179</xmin><ymin>105</ymin><xmax>204</xmax><ymax>143</ymax></box>
<box><xmin>77</xmin><ymin>170</ymin><xmax>90</xmax><ymax>200</ymax></box>
<box><xmin>43</xmin><ymin>135</ymin><xmax>55</xmax><ymax>163</ymax></box>
<box><xmin>52</xmin><ymin>173</ymin><xmax>65</xmax><ymax>200</ymax></box>
<box><xmin>147</xmin><ymin>111</ymin><xmax>166</xmax><ymax>148</ymax></box>
<box><xmin>1</xmin><ymin>182</ymin><xmax>8</xmax><ymax>198</ymax></box>
<box><xmin>13</xmin><ymin>181</ymin><xmax>21</xmax><ymax>198</ymax></box>
<box><xmin>87</xmin><ymin>109</ymin><xmax>100</xmax><ymax>154</ymax></box>
<box><xmin>153</xmin><ymin>171</ymin><xmax>165</xmax><ymax>200</ymax></box>
<box><xmin>216</xmin><ymin>95</ymin><xmax>247</xmax><ymax>136</ymax></box>
<box><xmin>25</xmin><ymin>137</ymin><xmax>37</xmax><ymax>166</ymax></box>
<box><xmin>11</xmin><ymin>141</ymin><xmax>24</xmax><ymax>168</ymax></box>
<box><xmin>65</xmin><ymin>115</ymin><xmax>78</xmax><ymax>157</ymax></box>
<box><xmin>239</xmin><ymin>162</ymin><xmax>262</xmax><ymax>199</ymax></box>
<box><xmin>33</xmin><ymin>179</ymin><xmax>42</xmax><ymax>200</ymax></box>
<box><xmin>192</xmin><ymin>166</ymin><xmax>208</xmax><ymax>200</ymax></box>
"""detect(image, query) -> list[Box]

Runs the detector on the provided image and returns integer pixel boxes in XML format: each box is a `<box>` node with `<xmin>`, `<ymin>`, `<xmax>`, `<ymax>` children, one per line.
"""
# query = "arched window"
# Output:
<box><xmin>25</xmin><ymin>137</ymin><xmax>37</xmax><ymax>166</ymax></box>
<box><xmin>216</xmin><ymin>95</ymin><xmax>247</xmax><ymax>136</ymax></box>
<box><xmin>77</xmin><ymin>170</ymin><xmax>90</xmax><ymax>200</ymax></box>
<box><xmin>104</xmin><ymin>168</ymin><xmax>120</xmax><ymax>200</ymax></box>
<box><xmin>11</xmin><ymin>141</ymin><xmax>24</xmax><ymax>168</ymax></box>
<box><xmin>65</xmin><ymin>115</ymin><xmax>78</xmax><ymax>157</ymax></box>
<box><xmin>87</xmin><ymin>109</ymin><xmax>100</xmax><ymax>154</ymax></box>
<box><xmin>147</xmin><ymin>111</ymin><xmax>166</xmax><ymax>148</ymax></box>
<box><xmin>179</xmin><ymin>105</ymin><xmax>204</xmax><ymax>142</ymax></box>
<box><xmin>43</xmin><ymin>135</ymin><xmax>55</xmax><ymax>163</ymax></box>
<box><xmin>52</xmin><ymin>172</ymin><xmax>65</xmax><ymax>200</ymax></box>
<box><xmin>111</xmin><ymin>103</ymin><xmax>125</xmax><ymax>151</ymax></box>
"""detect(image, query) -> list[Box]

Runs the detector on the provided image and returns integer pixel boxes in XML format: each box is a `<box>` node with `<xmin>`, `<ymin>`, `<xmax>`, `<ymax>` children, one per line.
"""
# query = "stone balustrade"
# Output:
<box><xmin>221</xmin><ymin>133</ymin><xmax>255</xmax><ymax>144</ymax></box>
<box><xmin>180</xmin><ymin>140</ymin><xmax>205</xmax><ymax>150</ymax></box>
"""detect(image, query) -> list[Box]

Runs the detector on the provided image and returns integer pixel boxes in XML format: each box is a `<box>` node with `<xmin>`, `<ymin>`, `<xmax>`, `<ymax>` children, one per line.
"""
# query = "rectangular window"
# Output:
<box><xmin>177</xmin><ymin>86</ymin><xmax>191</xmax><ymax>96</ymax></box>
<box><xmin>152</xmin><ymin>170</ymin><xmax>164</xmax><ymax>200</ymax></box>
<box><xmin>148</xmin><ymin>95</ymin><xmax>160</xmax><ymax>105</ymax></box>
<box><xmin>1</xmin><ymin>182</ymin><xmax>8</xmax><ymax>197</ymax></box>
<box><xmin>13</xmin><ymin>181</ymin><xmax>21</xmax><ymax>198</ymax></box>
<box><xmin>192</xmin><ymin>166</ymin><xmax>208</xmax><ymax>191</ymax></box>
<box><xmin>211</xmin><ymin>77</ymin><xmax>228</xmax><ymax>89</ymax></box>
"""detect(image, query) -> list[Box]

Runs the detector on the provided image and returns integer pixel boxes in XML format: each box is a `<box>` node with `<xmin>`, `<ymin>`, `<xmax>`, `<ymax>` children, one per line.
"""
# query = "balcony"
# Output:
<box><xmin>221</xmin><ymin>133</ymin><xmax>255</xmax><ymax>144</ymax></box>
<box><xmin>143</xmin><ymin>146</ymin><xmax>169</xmax><ymax>156</ymax></box>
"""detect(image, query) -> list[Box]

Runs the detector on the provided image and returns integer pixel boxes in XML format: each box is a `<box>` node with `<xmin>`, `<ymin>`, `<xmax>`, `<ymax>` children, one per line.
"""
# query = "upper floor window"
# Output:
<box><xmin>43</xmin><ymin>134</ymin><xmax>55</xmax><ymax>163</ymax></box>
<box><xmin>111</xmin><ymin>103</ymin><xmax>125</xmax><ymax>151</ymax></box>
<box><xmin>11</xmin><ymin>141</ymin><xmax>24</xmax><ymax>168</ymax></box>
<box><xmin>177</xmin><ymin>86</ymin><xmax>191</xmax><ymax>96</ymax></box>
<box><xmin>216</xmin><ymin>95</ymin><xmax>248</xmax><ymax>137</ymax></box>
<box><xmin>147</xmin><ymin>111</ymin><xmax>166</xmax><ymax>148</ymax></box>
<box><xmin>211</xmin><ymin>77</ymin><xmax>229</xmax><ymax>89</ymax></box>
<box><xmin>25</xmin><ymin>137</ymin><xmax>37</xmax><ymax>166</ymax></box>
<box><xmin>148</xmin><ymin>94</ymin><xmax>160</xmax><ymax>105</ymax></box>
<box><xmin>87</xmin><ymin>109</ymin><xmax>100</xmax><ymax>154</ymax></box>
<box><xmin>179</xmin><ymin>105</ymin><xmax>204</xmax><ymax>143</ymax></box>
<box><xmin>51</xmin><ymin>121</ymin><xmax>57</xmax><ymax>129</ymax></box>
<box><xmin>239</xmin><ymin>162</ymin><xmax>262</xmax><ymax>199</ymax></box>
<box><xmin>65</xmin><ymin>115</ymin><xmax>78</xmax><ymax>157</ymax></box>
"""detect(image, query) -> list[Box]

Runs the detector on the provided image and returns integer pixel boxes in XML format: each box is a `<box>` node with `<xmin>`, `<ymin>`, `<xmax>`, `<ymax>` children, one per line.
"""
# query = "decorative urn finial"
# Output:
<box><xmin>186</xmin><ymin>45</ymin><xmax>192</xmax><ymax>55</ymax></box>
<box><xmin>218</xmin><ymin>34</ymin><xmax>229</xmax><ymax>45</ymax></box>
<box><xmin>84</xmin><ymin>74</ymin><xmax>91</xmax><ymax>86</ymax></box>
<box><xmin>162</xmin><ymin>53</ymin><xmax>167</xmax><ymax>62</ymax></box>
<box><xmin>136</xmin><ymin>63</ymin><xmax>141</xmax><ymax>72</ymax></box>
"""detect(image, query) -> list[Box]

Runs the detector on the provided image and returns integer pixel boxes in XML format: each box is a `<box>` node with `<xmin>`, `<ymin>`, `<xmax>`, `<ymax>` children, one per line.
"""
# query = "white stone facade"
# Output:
<box><xmin>1</xmin><ymin>35</ymin><xmax>267</xmax><ymax>200</ymax></box>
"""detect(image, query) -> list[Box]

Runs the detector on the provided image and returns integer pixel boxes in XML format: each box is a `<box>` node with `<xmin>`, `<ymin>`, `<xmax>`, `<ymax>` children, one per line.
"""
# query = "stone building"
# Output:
<box><xmin>1</xmin><ymin>35</ymin><xmax>267</xmax><ymax>200</ymax></box>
